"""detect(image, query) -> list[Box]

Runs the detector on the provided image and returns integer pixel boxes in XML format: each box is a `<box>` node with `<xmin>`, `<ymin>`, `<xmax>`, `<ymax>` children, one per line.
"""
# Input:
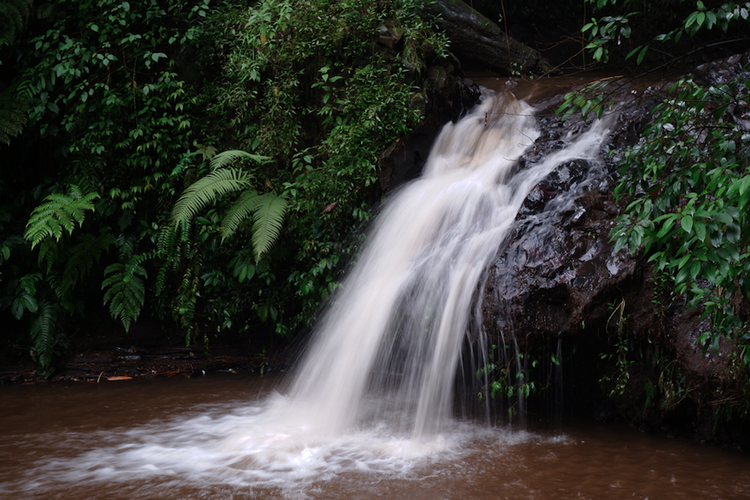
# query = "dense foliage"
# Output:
<box><xmin>612</xmin><ymin>77</ymin><xmax>750</xmax><ymax>364</ymax></box>
<box><xmin>562</xmin><ymin>1</ymin><xmax>750</xmax><ymax>367</ymax></box>
<box><xmin>0</xmin><ymin>0</ymin><xmax>448</xmax><ymax>375</ymax></box>
<box><xmin>580</xmin><ymin>0</ymin><xmax>750</xmax><ymax>67</ymax></box>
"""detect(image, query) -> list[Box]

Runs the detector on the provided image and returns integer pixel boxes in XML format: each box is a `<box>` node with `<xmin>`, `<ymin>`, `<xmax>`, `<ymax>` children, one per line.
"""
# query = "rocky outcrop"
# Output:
<box><xmin>425</xmin><ymin>0</ymin><xmax>554</xmax><ymax>76</ymax></box>
<box><xmin>480</xmin><ymin>87</ymin><xmax>650</xmax><ymax>341</ymax></box>
<box><xmin>479</xmin><ymin>75</ymin><xmax>750</xmax><ymax>448</ymax></box>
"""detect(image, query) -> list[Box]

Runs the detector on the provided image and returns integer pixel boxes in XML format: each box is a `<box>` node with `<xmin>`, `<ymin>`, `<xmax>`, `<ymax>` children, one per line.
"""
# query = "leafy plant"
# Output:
<box><xmin>0</xmin><ymin>0</ymin><xmax>31</xmax><ymax>49</ymax></box>
<box><xmin>476</xmin><ymin>344</ymin><xmax>549</xmax><ymax>415</ymax></box>
<box><xmin>0</xmin><ymin>85</ymin><xmax>27</xmax><ymax>144</ymax></box>
<box><xmin>1</xmin><ymin>0</ymin><xmax>450</xmax><ymax>373</ymax></box>
<box><xmin>28</xmin><ymin>300</ymin><xmax>58</xmax><ymax>378</ymax></box>
<box><xmin>24</xmin><ymin>185</ymin><xmax>99</xmax><ymax>249</ymax></box>
<box><xmin>600</xmin><ymin>299</ymin><xmax>634</xmax><ymax>396</ymax></box>
<box><xmin>170</xmin><ymin>150</ymin><xmax>289</xmax><ymax>262</ymax></box>
<box><xmin>101</xmin><ymin>235</ymin><xmax>150</xmax><ymax>333</ymax></box>
<box><xmin>610</xmin><ymin>76</ymin><xmax>750</xmax><ymax>362</ymax></box>
<box><xmin>581</xmin><ymin>0</ymin><xmax>750</xmax><ymax>66</ymax></box>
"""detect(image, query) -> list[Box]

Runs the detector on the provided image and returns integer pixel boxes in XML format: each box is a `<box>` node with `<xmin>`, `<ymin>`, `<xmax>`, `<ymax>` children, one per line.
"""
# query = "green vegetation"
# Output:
<box><xmin>611</xmin><ymin>76</ymin><xmax>750</xmax><ymax>363</ymax></box>
<box><xmin>477</xmin><ymin>343</ymin><xmax>560</xmax><ymax>415</ymax></box>
<box><xmin>0</xmin><ymin>0</ymin><xmax>449</xmax><ymax>375</ymax></box>
<box><xmin>557</xmin><ymin>1</ymin><xmax>750</xmax><ymax>370</ymax></box>
<box><xmin>580</xmin><ymin>0</ymin><xmax>750</xmax><ymax>67</ymax></box>
<box><xmin>599</xmin><ymin>299</ymin><xmax>634</xmax><ymax>396</ymax></box>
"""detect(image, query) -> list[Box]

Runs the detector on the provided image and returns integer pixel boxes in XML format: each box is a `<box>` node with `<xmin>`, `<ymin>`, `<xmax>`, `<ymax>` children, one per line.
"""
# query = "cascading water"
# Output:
<box><xmin>2</xmin><ymin>88</ymin><xmax>617</xmax><ymax>499</ymax></box>
<box><xmin>287</xmin><ymin>90</ymin><xmax>612</xmax><ymax>438</ymax></box>
<box><xmin>287</xmin><ymin>91</ymin><xmax>540</xmax><ymax>437</ymax></box>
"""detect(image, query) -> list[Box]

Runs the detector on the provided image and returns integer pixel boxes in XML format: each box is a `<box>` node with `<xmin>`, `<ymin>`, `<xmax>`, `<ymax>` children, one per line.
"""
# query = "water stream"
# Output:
<box><xmin>2</xmin><ymin>87</ymin><xmax>750</xmax><ymax>499</ymax></box>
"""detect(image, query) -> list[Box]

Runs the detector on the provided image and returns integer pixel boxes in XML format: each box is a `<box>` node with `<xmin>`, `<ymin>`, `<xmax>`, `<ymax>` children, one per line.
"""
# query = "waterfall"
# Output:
<box><xmin>7</xmin><ymin>87</ymin><xmax>617</xmax><ymax>498</ymax></box>
<box><xmin>286</xmin><ymin>89</ymin><xmax>612</xmax><ymax>437</ymax></box>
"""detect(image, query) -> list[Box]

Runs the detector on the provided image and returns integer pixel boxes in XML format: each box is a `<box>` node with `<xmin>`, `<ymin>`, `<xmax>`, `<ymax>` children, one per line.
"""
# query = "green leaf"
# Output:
<box><xmin>250</xmin><ymin>193</ymin><xmax>289</xmax><ymax>262</ymax></box>
<box><xmin>681</xmin><ymin>215</ymin><xmax>693</xmax><ymax>234</ymax></box>
<box><xmin>29</xmin><ymin>300</ymin><xmax>58</xmax><ymax>378</ymax></box>
<box><xmin>102</xmin><ymin>260</ymin><xmax>147</xmax><ymax>332</ymax></box>
<box><xmin>693</xmin><ymin>220</ymin><xmax>706</xmax><ymax>242</ymax></box>
<box><xmin>696</xmin><ymin>11</ymin><xmax>706</xmax><ymax>27</ymax></box>
<box><xmin>171</xmin><ymin>168</ymin><xmax>254</xmax><ymax>225</ymax></box>
<box><xmin>636</xmin><ymin>46</ymin><xmax>648</xmax><ymax>65</ymax></box>
<box><xmin>209</xmin><ymin>149</ymin><xmax>272</xmax><ymax>171</ymax></box>
<box><xmin>25</xmin><ymin>186</ymin><xmax>99</xmax><ymax>249</ymax></box>
<box><xmin>690</xmin><ymin>260</ymin><xmax>701</xmax><ymax>280</ymax></box>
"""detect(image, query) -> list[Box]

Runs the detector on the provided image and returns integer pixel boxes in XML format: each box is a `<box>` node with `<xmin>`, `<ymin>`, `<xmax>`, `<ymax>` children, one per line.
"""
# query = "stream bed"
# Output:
<box><xmin>2</xmin><ymin>374</ymin><xmax>749</xmax><ymax>500</ymax></box>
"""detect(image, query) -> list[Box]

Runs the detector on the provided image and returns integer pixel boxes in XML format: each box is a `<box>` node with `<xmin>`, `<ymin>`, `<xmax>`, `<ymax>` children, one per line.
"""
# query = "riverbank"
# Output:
<box><xmin>0</xmin><ymin>322</ymin><xmax>289</xmax><ymax>385</ymax></box>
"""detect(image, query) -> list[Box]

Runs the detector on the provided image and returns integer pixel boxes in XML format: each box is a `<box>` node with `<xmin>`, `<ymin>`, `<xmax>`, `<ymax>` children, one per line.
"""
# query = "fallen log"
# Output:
<box><xmin>425</xmin><ymin>0</ymin><xmax>553</xmax><ymax>76</ymax></box>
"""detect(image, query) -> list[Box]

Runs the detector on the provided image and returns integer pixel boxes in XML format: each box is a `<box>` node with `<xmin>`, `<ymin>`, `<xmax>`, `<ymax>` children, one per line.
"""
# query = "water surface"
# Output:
<box><xmin>2</xmin><ymin>375</ymin><xmax>749</xmax><ymax>500</ymax></box>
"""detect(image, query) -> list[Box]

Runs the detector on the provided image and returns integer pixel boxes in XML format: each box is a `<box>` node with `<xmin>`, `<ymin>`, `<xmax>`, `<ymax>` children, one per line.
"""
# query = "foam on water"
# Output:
<box><xmin>10</xmin><ymin>393</ymin><xmax>538</xmax><ymax>499</ymax></box>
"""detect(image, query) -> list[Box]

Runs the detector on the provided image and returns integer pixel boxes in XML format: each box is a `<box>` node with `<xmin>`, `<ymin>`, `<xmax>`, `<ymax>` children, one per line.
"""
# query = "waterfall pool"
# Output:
<box><xmin>2</xmin><ymin>374</ymin><xmax>749</xmax><ymax>500</ymax></box>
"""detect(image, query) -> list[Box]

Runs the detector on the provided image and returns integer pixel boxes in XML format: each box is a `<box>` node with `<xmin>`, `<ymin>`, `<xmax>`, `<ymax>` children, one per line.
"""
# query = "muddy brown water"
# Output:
<box><xmin>2</xmin><ymin>374</ymin><xmax>749</xmax><ymax>500</ymax></box>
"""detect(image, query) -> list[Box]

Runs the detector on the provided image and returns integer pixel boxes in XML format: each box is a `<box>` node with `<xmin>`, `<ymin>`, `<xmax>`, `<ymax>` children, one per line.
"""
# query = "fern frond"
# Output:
<box><xmin>0</xmin><ymin>0</ymin><xmax>32</xmax><ymax>48</ymax></box>
<box><xmin>102</xmin><ymin>260</ymin><xmax>148</xmax><ymax>332</ymax></box>
<box><xmin>62</xmin><ymin>231</ymin><xmax>116</xmax><ymax>293</ymax></box>
<box><xmin>171</xmin><ymin>168</ymin><xmax>254</xmax><ymax>225</ymax></box>
<box><xmin>154</xmin><ymin>263</ymin><xmax>169</xmax><ymax>296</ymax></box>
<box><xmin>115</xmin><ymin>232</ymin><xmax>137</xmax><ymax>258</ymax></box>
<box><xmin>29</xmin><ymin>300</ymin><xmax>58</xmax><ymax>378</ymax></box>
<box><xmin>209</xmin><ymin>150</ymin><xmax>272</xmax><ymax>171</ymax></box>
<box><xmin>220</xmin><ymin>188</ymin><xmax>261</xmax><ymax>242</ymax></box>
<box><xmin>37</xmin><ymin>238</ymin><xmax>58</xmax><ymax>272</ymax></box>
<box><xmin>250</xmin><ymin>193</ymin><xmax>289</xmax><ymax>263</ymax></box>
<box><xmin>25</xmin><ymin>186</ymin><xmax>100</xmax><ymax>248</ymax></box>
<box><xmin>0</xmin><ymin>84</ymin><xmax>28</xmax><ymax>144</ymax></box>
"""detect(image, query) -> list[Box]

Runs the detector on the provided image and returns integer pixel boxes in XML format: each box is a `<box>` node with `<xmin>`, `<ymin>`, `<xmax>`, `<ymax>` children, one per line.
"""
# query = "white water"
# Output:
<box><xmin>288</xmin><ymin>90</ymin><xmax>611</xmax><ymax>437</ymax></box>
<box><xmin>3</xmin><ymin>89</ymin><xmax>616</xmax><ymax>499</ymax></box>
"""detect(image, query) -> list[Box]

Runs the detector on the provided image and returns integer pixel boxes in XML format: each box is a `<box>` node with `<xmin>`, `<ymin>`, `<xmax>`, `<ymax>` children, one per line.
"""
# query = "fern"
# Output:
<box><xmin>25</xmin><ymin>185</ymin><xmax>100</xmax><ymax>248</ymax></box>
<box><xmin>0</xmin><ymin>0</ymin><xmax>31</xmax><ymax>49</ymax></box>
<box><xmin>63</xmin><ymin>231</ymin><xmax>117</xmax><ymax>293</ymax></box>
<box><xmin>102</xmin><ymin>259</ymin><xmax>148</xmax><ymax>332</ymax></box>
<box><xmin>29</xmin><ymin>300</ymin><xmax>58</xmax><ymax>378</ymax></box>
<box><xmin>0</xmin><ymin>85</ymin><xmax>27</xmax><ymax>144</ymax></box>
<box><xmin>248</xmin><ymin>192</ymin><xmax>289</xmax><ymax>262</ymax></box>
<box><xmin>170</xmin><ymin>149</ymin><xmax>288</xmax><ymax>262</ymax></box>
<box><xmin>0</xmin><ymin>1</ymin><xmax>32</xmax><ymax>144</ymax></box>
<box><xmin>170</xmin><ymin>168</ymin><xmax>254</xmax><ymax>225</ymax></box>
<box><xmin>209</xmin><ymin>150</ymin><xmax>271</xmax><ymax>169</ymax></box>
<box><xmin>102</xmin><ymin>237</ymin><xmax>149</xmax><ymax>332</ymax></box>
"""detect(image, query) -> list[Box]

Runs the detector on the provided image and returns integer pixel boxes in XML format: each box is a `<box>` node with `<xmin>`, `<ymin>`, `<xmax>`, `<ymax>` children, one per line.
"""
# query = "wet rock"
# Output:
<box><xmin>693</xmin><ymin>51</ymin><xmax>750</xmax><ymax>86</ymax></box>
<box><xmin>482</xmin><ymin>90</ymin><xmax>653</xmax><ymax>345</ymax></box>
<box><xmin>479</xmin><ymin>76</ymin><xmax>750</xmax><ymax>447</ymax></box>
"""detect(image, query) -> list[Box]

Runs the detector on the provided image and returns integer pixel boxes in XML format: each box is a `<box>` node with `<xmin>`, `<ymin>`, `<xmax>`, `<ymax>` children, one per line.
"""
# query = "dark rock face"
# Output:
<box><xmin>479</xmin><ymin>80</ymin><xmax>750</xmax><ymax>447</ymax></box>
<box><xmin>693</xmin><ymin>50</ymin><xmax>750</xmax><ymax>86</ymax></box>
<box><xmin>482</xmin><ymin>94</ymin><xmax>651</xmax><ymax>349</ymax></box>
<box><xmin>380</xmin><ymin>61</ymin><xmax>481</xmax><ymax>193</ymax></box>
